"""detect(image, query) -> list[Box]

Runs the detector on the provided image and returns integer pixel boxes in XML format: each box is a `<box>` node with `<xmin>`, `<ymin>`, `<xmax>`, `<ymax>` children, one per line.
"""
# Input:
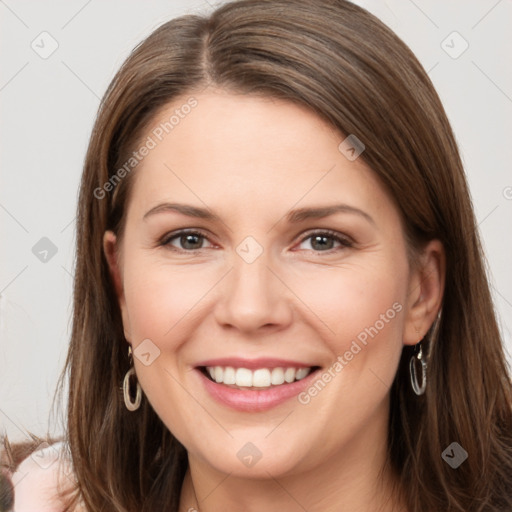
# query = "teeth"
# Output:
<box><xmin>223</xmin><ymin>366</ymin><xmax>236</xmax><ymax>385</ymax></box>
<box><xmin>204</xmin><ymin>366</ymin><xmax>313</xmax><ymax>388</ymax></box>
<box><xmin>284</xmin><ymin>368</ymin><xmax>295</xmax><ymax>383</ymax></box>
<box><xmin>295</xmin><ymin>367</ymin><xmax>310</xmax><ymax>380</ymax></box>
<box><xmin>271</xmin><ymin>368</ymin><xmax>285</xmax><ymax>385</ymax></box>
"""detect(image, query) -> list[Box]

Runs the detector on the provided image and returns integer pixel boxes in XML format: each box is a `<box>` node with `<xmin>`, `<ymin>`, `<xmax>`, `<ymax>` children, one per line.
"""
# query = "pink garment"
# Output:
<box><xmin>11</xmin><ymin>441</ymin><xmax>83</xmax><ymax>512</ymax></box>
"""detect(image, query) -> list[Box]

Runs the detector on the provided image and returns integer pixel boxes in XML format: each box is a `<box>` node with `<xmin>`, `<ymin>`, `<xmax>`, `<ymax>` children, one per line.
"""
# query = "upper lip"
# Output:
<box><xmin>195</xmin><ymin>357</ymin><xmax>320</xmax><ymax>370</ymax></box>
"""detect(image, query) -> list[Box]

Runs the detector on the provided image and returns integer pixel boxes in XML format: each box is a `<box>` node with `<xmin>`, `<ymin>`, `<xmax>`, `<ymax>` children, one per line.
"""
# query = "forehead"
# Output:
<box><xmin>124</xmin><ymin>90</ymin><xmax>395</xmax><ymax>226</ymax></box>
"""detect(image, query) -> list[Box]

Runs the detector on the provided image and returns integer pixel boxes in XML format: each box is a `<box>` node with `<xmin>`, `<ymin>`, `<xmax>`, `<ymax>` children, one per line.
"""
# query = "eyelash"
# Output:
<box><xmin>159</xmin><ymin>229</ymin><xmax>354</xmax><ymax>254</ymax></box>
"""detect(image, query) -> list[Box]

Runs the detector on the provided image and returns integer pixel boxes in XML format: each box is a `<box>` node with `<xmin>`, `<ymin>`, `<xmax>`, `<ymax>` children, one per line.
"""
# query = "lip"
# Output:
<box><xmin>194</xmin><ymin>357</ymin><xmax>316</xmax><ymax>370</ymax></box>
<box><xmin>195</xmin><ymin>366</ymin><xmax>322</xmax><ymax>412</ymax></box>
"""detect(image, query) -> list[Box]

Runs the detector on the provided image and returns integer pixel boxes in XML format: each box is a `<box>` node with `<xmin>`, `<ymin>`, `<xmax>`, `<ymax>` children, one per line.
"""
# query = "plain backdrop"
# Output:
<box><xmin>1</xmin><ymin>0</ymin><xmax>511</xmax><ymax>442</ymax></box>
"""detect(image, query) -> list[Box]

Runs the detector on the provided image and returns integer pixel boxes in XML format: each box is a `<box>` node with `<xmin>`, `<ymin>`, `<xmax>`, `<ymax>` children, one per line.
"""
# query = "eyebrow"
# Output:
<box><xmin>143</xmin><ymin>203</ymin><xmax>220</xmax><ymax>222</ymax></box>
<box><xmin>286</xmin><ymin>204</ymin><xmax>375</xmax><ymax>226</ymax></box>
<box><xmin>143</xmin><ymin>202</ymin><xmax>376</xmax><ymax>226</ymax></box>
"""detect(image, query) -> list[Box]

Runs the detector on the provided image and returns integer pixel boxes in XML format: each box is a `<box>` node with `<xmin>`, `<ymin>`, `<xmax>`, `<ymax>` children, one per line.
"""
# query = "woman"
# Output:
<box><xmin>2</xmin><ymin>0</ymin><xmax>512</xmax><ymax>510</ymax></box>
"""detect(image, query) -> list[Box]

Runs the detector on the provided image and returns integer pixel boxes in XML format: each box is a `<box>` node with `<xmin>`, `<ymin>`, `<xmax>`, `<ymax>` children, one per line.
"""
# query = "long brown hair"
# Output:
<box><xmin>3</xmin><ymin>0</ymin><xmax>512</xmax><ymax>510</ymax></box>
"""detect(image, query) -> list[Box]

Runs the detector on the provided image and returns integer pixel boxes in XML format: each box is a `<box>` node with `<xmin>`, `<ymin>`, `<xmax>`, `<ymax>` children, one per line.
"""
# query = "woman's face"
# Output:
<box><xmin>104</xmin><ymin>89</ymin><xmax>442</xmax><ymax>478</ymax></box>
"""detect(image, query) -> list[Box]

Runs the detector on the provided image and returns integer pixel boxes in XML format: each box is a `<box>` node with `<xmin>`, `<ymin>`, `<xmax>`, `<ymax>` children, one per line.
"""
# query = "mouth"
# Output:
<box><xmin>194</xmin><ymin>364</ymin><xmax>323</xmax><ymax>412</ymax></box>
<box><xmin>197</xmin><ymin>365</ymin><xmax>322</xmax><ymax>390</ymax></box>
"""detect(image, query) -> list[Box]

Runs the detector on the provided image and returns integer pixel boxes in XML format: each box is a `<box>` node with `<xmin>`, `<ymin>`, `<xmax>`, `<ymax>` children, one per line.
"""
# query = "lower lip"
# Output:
<box><xmin>195</xmin><ymin>368</ymin><xmax>321</xmax><ymax>412</ymax></box>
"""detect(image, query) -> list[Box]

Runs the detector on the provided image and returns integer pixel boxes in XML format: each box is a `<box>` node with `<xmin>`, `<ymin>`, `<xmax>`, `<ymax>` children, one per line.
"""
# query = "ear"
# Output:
<box><xmin>403</xmin><ymin>239</ymin><xmax>445</xmax><ymax>346</ymax></box>
<box><xmin>103</xmin><ymin>230</ymin><xmax>131</xmax><ymax>342</ymax></box>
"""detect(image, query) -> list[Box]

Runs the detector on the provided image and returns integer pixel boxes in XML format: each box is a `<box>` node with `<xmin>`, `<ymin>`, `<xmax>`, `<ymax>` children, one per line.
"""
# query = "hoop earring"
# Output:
<box><xmin>123</xmin><ymin>346</ymin><xmax>142</xmax><ymax>411</ymax></box>
<box><xmin>409</xmin><ymin>340</ymin><xmax>427</xmax><ymax>396</ymax></box>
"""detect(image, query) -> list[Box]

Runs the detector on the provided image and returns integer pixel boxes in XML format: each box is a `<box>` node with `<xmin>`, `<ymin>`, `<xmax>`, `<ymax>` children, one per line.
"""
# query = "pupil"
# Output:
<box><xmin>312</xmin><ymin>235</ymin><xmax>332</xmax><ymax>250</ymax></box>
<box><xmin>182</xmin><ymin>234</ymin><xmax>201</xmax><ymax>250</ymax></box>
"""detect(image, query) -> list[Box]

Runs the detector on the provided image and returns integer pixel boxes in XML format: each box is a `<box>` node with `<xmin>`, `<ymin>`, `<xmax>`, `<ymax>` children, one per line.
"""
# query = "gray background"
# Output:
<box><xmin>1</xmin><ymin>0</ymin><xmax>511</xmax><ymax>442</ymax></box>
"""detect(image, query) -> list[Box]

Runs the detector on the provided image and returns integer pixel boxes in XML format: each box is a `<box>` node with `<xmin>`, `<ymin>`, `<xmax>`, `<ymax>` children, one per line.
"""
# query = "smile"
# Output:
<box><xmin>195</xmin><ymin>364</ymin><xmax>322</xmax><ymax>412</ymax></box>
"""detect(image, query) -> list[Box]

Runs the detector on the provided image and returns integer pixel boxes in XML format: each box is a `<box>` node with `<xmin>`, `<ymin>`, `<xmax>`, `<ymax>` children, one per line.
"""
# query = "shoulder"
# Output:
<box><xmin>11</xmin><ymin>441</ymin><xmax>83</xmax><ymax>512</ymax></box>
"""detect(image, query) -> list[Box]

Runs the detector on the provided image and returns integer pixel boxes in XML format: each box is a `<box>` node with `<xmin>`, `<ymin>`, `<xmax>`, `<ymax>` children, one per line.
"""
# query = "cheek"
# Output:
<box><xmin>290</xmin><ymin>259</ymin><xmax>406</xmax><ymax>350</ymax></box>
<box><xmin>120</xmin><ymin>257</ymin><xmax>210</xmax><ymax>430</ymax></box>
<box><xmin>288</xmin><ymin>263</ymin><xmax>406</xmax><ymax>446</ymax></box>
<box><xmin>287</xmin><ymin>258</ymin><xmax>408</xmax><ymax>413</ymax></box>
<box><xmin>122</xmin><ymin>256</ymin><xmax>214</xmax><ymax>342</ymax></box>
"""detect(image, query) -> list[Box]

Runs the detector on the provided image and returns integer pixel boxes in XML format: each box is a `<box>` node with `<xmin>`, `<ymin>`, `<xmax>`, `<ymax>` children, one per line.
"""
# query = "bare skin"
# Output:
<box><xmin>103</xmin><ymin>89</ymin><xmax>445</xmax><ymax>512</ymax></box>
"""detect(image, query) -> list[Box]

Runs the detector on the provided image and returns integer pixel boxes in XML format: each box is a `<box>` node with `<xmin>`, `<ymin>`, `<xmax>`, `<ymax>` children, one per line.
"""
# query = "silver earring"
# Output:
<box><xmin>409</xmin><ymin>340</ymin><xmax>427</xmax><ymax>396</ymax></box>
<box><xmin>123</xmin><ymin>345</ymin><xmax>142</xmax><ymax>411</ymax></box>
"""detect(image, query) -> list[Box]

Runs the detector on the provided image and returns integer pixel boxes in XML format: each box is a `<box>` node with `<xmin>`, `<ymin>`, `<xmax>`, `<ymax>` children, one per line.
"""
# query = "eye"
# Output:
<box><xmin>159</xmin><ymin>229</ymin><xmax>354</xmax><ymax>254</ymax></box>
<box><xmin>160</xmin><ymin>230</ymin><xmax>214</xmax><ymax>252</ymax></box>
<box><xmin>296</xmin><ymin>230</ymin><xmax>354</xmax><ymax>252</ymax></box>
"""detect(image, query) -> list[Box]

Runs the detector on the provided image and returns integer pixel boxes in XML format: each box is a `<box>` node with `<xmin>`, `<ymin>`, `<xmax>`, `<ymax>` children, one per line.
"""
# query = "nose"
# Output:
<box><xmin>213</xmin><ymin>249</ymin><xmax>293</xmax><ymax>334</ymax></box>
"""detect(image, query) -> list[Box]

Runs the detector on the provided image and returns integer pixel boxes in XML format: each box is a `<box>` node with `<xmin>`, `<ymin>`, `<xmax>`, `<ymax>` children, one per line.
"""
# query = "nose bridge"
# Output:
<box><xmin>214</xmin><ymin>238</ymin><xmax>292</xmax><ymax>332</ymax></box>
